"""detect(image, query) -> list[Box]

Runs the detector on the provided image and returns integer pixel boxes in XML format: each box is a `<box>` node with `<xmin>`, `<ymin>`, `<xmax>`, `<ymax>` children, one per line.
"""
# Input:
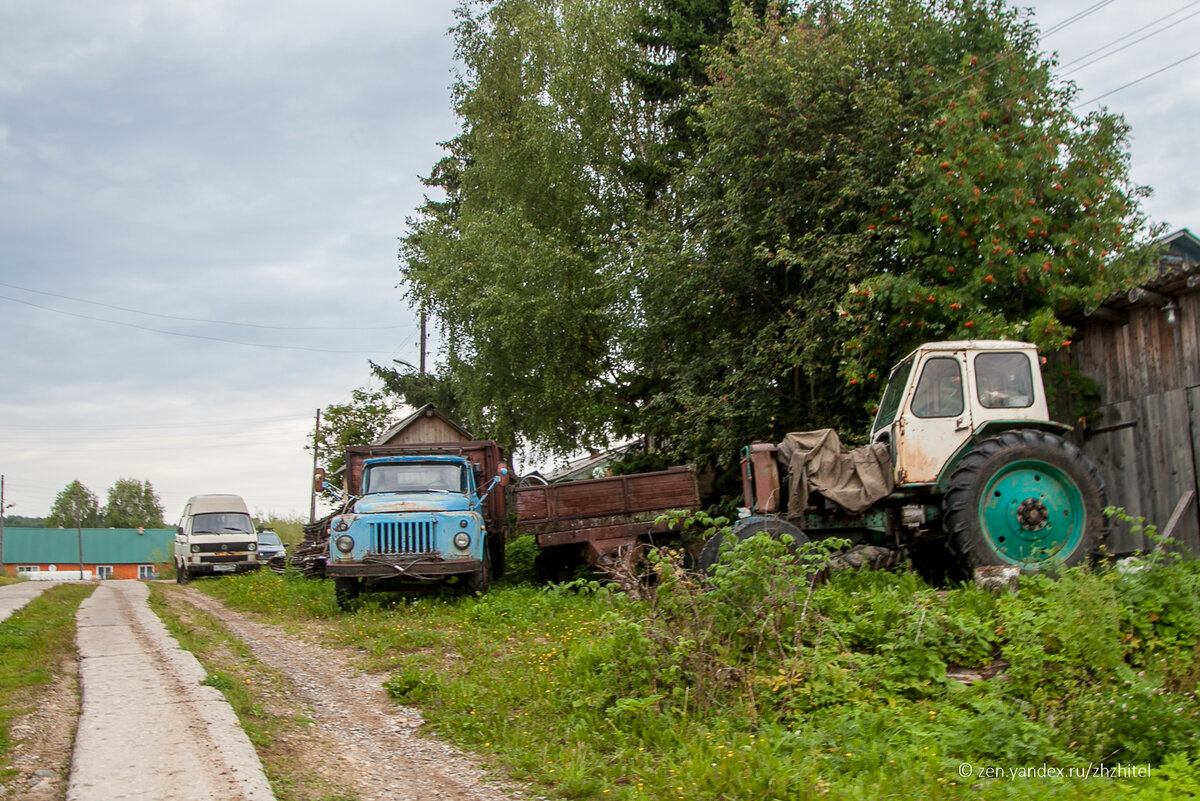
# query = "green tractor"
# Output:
<box><xmin>701</xmin><ymin>341</ymin><xmax>1106</xmax><ymax>576</ymax></box>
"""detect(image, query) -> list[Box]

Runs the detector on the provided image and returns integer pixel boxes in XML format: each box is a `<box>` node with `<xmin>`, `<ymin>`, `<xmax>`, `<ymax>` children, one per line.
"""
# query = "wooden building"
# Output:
<box><xmin>373</xmin><ymin>404</ymin><xmax>473</xmax><ymax>446</ymax></box>
<box><xmin>1</xmin><ymin>527</ymin><xmax>176</xmax><ymax>579</ymax></box>
<box><xmin>1058</xmin><ymin>229</ymin><xmax>1200</xmax><ymax>554</ymax></box>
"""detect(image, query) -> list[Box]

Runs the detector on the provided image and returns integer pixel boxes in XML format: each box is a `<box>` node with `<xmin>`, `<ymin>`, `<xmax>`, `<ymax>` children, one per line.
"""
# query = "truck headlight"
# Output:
<box><xmin>453</xmin><ymin>531</ymin><xmax>471</xmax><ymax>550</ymax></box>
<box><xmin>335</xmin><ymin>535</ymin><xmax>355</xmax><ymax>553</ymax></box>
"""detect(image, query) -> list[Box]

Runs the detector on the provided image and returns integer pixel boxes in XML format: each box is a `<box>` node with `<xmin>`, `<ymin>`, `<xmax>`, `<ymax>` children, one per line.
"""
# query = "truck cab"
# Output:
<box><xmin>325</xmin><ymin>454</ymin><xmax>497</xmax><ymax>606</ymax></box>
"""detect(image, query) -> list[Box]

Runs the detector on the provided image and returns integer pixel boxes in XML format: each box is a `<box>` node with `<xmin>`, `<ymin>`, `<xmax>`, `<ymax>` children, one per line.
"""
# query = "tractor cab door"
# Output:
<box><xmin>892</xmin><ymin>350</ymin><xmax>973</xmax><ymax>485</ymax></box>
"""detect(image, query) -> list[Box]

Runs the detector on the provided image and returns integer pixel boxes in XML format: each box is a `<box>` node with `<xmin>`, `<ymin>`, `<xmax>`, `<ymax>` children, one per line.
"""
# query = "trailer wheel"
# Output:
<box><xmin>943</xmin><ymin>430</ymin><xmax>1105</xmax><ymax>571</ymax></box>
<box><xmin>334</xmin><ymin>577</ymin><xmax>361</xmax><ymax>610</ymax></box>
<box><xmin>696</xmin><ymin>516</ymin><xmax>810</xmax><ymax>574</ymax></box>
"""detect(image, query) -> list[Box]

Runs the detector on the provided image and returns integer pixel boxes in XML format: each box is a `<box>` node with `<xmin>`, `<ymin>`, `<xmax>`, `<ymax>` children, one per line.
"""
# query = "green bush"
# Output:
<box><xmin>501</xmin><ymin>534</ymin><xmax>539</xmax><ymax>586</ymax></box>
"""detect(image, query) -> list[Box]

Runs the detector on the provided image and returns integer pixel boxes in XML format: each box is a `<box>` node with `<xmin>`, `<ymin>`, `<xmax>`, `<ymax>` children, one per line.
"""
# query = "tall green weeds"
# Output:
<box><xmin>200</xmin><ymin>524</ymin><xmax>1200</xmax><ymax>799</ymax></box>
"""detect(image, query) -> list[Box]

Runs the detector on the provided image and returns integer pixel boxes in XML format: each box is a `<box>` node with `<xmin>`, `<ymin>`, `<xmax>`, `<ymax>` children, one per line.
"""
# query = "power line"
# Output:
<box><xmin>1075</xmin><ymin>47</ymin><xmax>1200</xmax><ymax>106</ymax></box>
<box><xmin>0</xmin><ymin>292</ymin><xmax>393</xmax><ymax>355</ymax></box>
<box><xmin>1056</xmin><ymin>0</ymin><xmax>1200</xmax><ymax>73</ymax></box>
<box><xmin>910</xmin><ymin>0</ymin><xmax>1122</xmax><ymax>110</ymax></box>
<box><xmin>0</xmin><ymin>416</ymin><xmax>308</xmax><ymax>432</ymax></box>
<box><xmin>1042</xmin><ymin>0</ymin><xmax>1121</xmax><ymax>37</ymax></box>
<box><xmin>0</xmin><ymin>281</ymin><xmax>412</xmax><ymax>332</ymax></box>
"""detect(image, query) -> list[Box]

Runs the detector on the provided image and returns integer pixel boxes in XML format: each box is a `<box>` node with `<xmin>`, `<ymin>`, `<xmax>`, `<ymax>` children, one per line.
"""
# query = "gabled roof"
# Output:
<box><xmin>372</xmin><ymin>403</ymin><xmax>473</xmax><ymax>445</ymax></box>
<box><xmin>1075</xmin><ymin>228</ymin><xmax>1200</xmax><ymax>325</ymax></box>
<box><xmin>544</xmin><ymin>439</ymin><xmax>643</xmax><ymax>482</ymax></box>
<box><xmin>1160</xmin><ymin>228</ymin><xmax>1200</xmax><ymax>264</ymax></box>
<box><xmin>1148</xmin><ymin>228</ymin><xmax>1200</xmax><ymax>293</ymax></box>
<box><xmin>2</xmin><ymin>528</ymin><xmax>175</xmax><ymax>564</ymax></box>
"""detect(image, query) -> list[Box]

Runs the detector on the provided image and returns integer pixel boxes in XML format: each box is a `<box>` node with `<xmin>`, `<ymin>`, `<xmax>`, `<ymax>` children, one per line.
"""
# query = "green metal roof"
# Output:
<box><xmin>1</xmin><ymin>528</ymin><xmax>175</xmax><ymax>565</ymax></box>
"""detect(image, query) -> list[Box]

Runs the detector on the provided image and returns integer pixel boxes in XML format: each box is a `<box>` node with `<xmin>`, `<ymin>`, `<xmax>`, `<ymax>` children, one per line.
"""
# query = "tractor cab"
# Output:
<box><xmin>870</xmin><ymin>341</ymin><xmax>1056</xmax><ymax>486</ymax></box>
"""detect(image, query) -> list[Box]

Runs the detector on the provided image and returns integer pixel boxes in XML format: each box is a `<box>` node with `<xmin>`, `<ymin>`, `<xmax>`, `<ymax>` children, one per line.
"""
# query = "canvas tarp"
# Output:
<box><xmin>777</xmin><ymin>430</ymin><xmax>895</xmax><ymax>517</ymax></box>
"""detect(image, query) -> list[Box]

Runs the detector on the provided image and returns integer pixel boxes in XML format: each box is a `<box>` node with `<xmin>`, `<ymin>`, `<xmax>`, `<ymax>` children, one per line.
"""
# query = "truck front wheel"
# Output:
<box><xmin>943</xmin><ymin>430</ymin><xmax>1105</xmax><ymax>571</ymax></box>
<box><xmin>464</xmin><ymin>552</ymin><xmax>490</xmax><ymax>595</ymax></box>
<box><xmin>334</xmin><ymin>577</ymin><xmax>361</xmax><ymax>610</ymax></box>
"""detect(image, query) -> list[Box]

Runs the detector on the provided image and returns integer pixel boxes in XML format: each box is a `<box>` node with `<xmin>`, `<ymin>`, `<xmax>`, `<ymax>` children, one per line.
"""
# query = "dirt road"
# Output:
<box><xmin>3</xmin><ymin>580</ymin><xmax>533</xmax><ymax>801</ymax></box>
<box><xmin>174</xmin><ymin>588</ymin><xmax>527</xmax><ymax>801</ymax></box>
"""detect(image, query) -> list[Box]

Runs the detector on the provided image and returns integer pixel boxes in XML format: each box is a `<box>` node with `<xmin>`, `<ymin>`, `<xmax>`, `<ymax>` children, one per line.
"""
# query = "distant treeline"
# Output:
<box><xmin>2</xmin><ymin>516</ymin><xmax>46</xmax><ymax>528</ymax></box>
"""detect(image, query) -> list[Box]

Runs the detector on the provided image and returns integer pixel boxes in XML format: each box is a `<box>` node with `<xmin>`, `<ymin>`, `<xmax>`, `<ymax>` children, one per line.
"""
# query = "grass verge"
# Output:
<box><xmin>195</xmin><ymin>552</ymin><xmax>1200</xmax><ymax>801</ymax></box>
<box><xmin>0</xmin><ymin>582</ymin><xmax>94</xmax><ymax>785</ymax></box>
<box><xmin>147</xmin><ymin>583</ymin><xmax>358</xmax><ymax>801</ymax></box>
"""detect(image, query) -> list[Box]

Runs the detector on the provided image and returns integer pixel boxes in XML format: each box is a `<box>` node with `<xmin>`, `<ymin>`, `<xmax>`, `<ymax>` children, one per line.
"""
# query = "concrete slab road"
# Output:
<box><xmin>67</xmin><ymin>581</ymin><xmax>275</xmax><ymax>801</ymax></box>
<box><xmin>0</xmin><ymin>581</ymin><xmax>53</xmax><ymax>623</ymax></box>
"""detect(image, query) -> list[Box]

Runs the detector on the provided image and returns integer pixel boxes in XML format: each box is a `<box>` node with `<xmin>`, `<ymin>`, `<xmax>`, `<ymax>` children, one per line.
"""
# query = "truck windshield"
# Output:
<box><xmin>192</xmin><ymin>513</ymin><xmax>255</xmax><ymax>535</ymax></box>
<box><xmin>363</xmin><ymin>463</ymin><xmax>466</xmax><ymax>494</ymax></box>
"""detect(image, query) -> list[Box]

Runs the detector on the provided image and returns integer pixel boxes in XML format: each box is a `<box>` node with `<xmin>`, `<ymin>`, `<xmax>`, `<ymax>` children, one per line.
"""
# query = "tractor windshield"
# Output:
<box><xmin>872</xmin><ymin>356</ymin><xmax>914</xmax><ymax>436</ymax></box>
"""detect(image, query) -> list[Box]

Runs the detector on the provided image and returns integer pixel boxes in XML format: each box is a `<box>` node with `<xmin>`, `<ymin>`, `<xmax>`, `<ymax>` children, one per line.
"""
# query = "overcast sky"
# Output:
<box><xmin>1</xmin><ymin>1</ymin><xmax>1197</xmax><ymax>524</ymax></box>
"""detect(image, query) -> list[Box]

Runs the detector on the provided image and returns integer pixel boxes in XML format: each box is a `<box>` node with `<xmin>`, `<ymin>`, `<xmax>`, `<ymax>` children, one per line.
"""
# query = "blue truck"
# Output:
<box><xmin>321</xmin><ymin>442</ymin><xmax>509</xmax><ymax>608</ymax></box>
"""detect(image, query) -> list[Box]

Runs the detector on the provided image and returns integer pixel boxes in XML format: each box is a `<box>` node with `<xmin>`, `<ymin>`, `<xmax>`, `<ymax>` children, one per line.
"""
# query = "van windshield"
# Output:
<box><xmin>192</xmin><ymin>512</ymin><xmax>255</xmax><ymax>535</ymax></box>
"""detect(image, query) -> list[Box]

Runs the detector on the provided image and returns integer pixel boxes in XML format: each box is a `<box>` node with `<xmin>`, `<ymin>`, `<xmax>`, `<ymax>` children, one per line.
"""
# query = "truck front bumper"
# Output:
<box><xmin>325</xmin><ymin>556</ymin><xmax>483</xmax><ymax>579</ymax></box>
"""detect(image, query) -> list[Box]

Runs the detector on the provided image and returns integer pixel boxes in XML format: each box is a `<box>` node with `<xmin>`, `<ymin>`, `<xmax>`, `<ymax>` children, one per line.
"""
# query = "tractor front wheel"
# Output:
<box><xmin>943</xmin><ymin>430</ymin><xmax>1105</xmax><ymax>571</ymax></box>
<box><xmin>696</xmin><ymin>516</ymin><xmax>810</xmax><ymax>574</ymax></box>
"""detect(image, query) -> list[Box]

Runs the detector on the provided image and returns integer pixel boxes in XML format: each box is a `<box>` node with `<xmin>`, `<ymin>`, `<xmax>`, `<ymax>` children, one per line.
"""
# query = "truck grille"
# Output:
<box><xmin>370</xmin><ymin>520</ymin><xmax>436</xmax><ymax>554</ymax></box>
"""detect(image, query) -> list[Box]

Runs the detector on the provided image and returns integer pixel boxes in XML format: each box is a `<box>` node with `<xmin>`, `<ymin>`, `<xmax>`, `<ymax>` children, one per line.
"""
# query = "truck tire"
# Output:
<box><xmin>696</xmin><ymin>516</ymin><xmax>810</xmax><ymax>574</ymax></box>
<box><xmin>464</xmin><ymin>552</ymin><xmax>491</xmax><ymax>595</ymax></box>
<box><xmin>943</xmin><ymin>430</ymin><xmax>1105</xmax><ymax>571</ymax></box>
<box><xmin>334</xmin><ymin>577</ymin><xmax>361</xmax><ymax>610</ymax></box>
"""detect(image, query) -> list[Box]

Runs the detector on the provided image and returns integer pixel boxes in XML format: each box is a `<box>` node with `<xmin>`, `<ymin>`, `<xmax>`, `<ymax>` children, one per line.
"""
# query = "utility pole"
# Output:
<box><xmin>76</xmin><ymin>503</ymin><xmax>85</xmax><ymax>581</ymax></box>
<box><xmin>0</xmin><ymin>475</ymin><xmax>6</xmax><ymax>573</ymax></box>
<box><xmin>419</xmin><ymin>309</ymin><xmax>427</xmax><ymax>376</ymax></box>
<box><xmin>309</xmin><ymin>408</ymin><xmax>321</xmax><ymax>524</ymax></box>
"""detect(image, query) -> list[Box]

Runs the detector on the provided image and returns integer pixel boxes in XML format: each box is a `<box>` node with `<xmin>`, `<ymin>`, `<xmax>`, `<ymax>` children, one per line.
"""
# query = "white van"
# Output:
<box><xmin>174</xmin><ymin>494</ymin><xmax>260</xmax><ymax>583</ymax></box>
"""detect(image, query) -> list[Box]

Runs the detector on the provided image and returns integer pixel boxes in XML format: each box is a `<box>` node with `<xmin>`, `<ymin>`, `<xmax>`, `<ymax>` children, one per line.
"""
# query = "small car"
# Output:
<box><xmin>256</xmin><ymin>529</ymin><xmax>286</xmax><ymax>561</ymax></box>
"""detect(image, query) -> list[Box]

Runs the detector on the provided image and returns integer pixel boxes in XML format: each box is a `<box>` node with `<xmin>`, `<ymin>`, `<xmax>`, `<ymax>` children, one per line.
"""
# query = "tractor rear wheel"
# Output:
<box><xmin>943</xmin><ymin>430</ymin><xmax>1105</xmax><ymax>571</ymax></box>
<box><xmin>696</xmin><ymin>516</ymin><xmax>810</xmax><ymax>574</ymax></box>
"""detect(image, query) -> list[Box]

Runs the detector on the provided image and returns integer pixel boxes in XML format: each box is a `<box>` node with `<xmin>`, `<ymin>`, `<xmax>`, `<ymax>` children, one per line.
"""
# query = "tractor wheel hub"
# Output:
<box><xmin>1017</xmin><ymin>497</ymin><xmax>1049</xmax><ymax>531</ymax></box>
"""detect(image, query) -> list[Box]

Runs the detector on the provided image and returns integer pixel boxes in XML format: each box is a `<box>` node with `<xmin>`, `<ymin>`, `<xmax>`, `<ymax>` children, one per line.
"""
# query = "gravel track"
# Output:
<box><xmin>175</xmin><ymin>588</ymin><xmax>534</xmax><ymax>801</ymax></box>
